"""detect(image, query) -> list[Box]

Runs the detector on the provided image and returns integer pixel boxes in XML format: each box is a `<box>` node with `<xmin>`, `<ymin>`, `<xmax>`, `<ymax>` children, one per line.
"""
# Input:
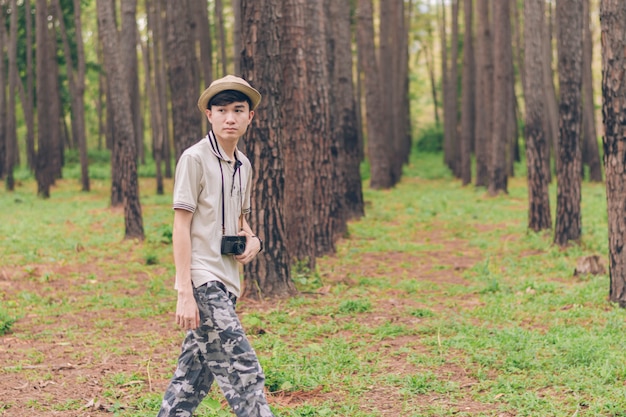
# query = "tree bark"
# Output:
<box><xmin>121</xmin><ymin>0</ymin><xmax>143</xmax><ymax>164</ymax></box>
<box><xmin>523</xmin><ymin>0</ymin><xmax>552</xmax><ymax>232</ymax></box>
<box><xmin>511</xmin><ymin>0</ymin><xmax>525</xmax><ymax>111</ymax></box>
<box><xmin>439</xmin><ymin>0</ymin><xmax>449</xmax><ymax>168</ymax></box>
<box><xmin>215</xmin><ymin>0</ymin><xmax>228</xmax><ymax>76</ymax></box>
<box><xmin>146</xmin><ymin>0</ymin><xmax>164</xmax><ymax>195</ymax></box>
<box><xmin>47</xmin><ymin>1</ymin><xmax>63</xmax><ymax>179</ymax></box>
<box><xmin>97</xmin><ymin>0</ymin><xmax>145</xmax><ymax>239</ymax></box>
<box><xmin>23</xmin><ymin>0</ymin><xmax>36</xmax><ymax>171</ymax></box>
<box><xmin>460</xmin><ymin>0</ymin><xmax>474</xmax><ymax>186</ymax></box>
<box><xmin>240</xmin><ymin>0</ymin><xmax>297</xmax><ymax>299</ymax></box>
<box><xmin>5</xmin><ymin>0</ymin><xmax>18</xmax><ymax>191</ymax></box>
<box><xmin>488</xmin><ymin>0</ymin><xmax>511</xmax><ymax>195</ymax></box>
<box><xmin>54</xmin><ymin>0</ymin><xmax>90</xmax><ymax>191</ymax></box>
<box><xmin>0</xmin><ymin>8</ymin><xmax>6</xmax><ymax>181</ymax></box>
<box><xmin>474</xmin><ymin>0</ymin><xmax>492</xmax><ymax>187</ymax></box>
<box><xmin>542</xmin><ymin>1</ymin><xmax>559</xmax><ymax>177</ymax></box>
<box><xmin>281</xmin><ymin>0</ymin><xmax>316</xmax><ymax>268</ymax></box>
<box><xmin>35</xmin><ymin>0</ymin><xmax>55</xmax><ymax>197</ymax></box>
<box><xmin>600</xmin><ymin>0</ymin><xmax>626</xmax><ymax>306</ymax></box>
<box><xmin>423</xmin><ymin>42</ymin><xmax>440</xmax><ymax>126</ymax></box>
<box><xmin>554</xmin><ymin>0</ymin><xmax>583</xmax><ymax>247</ymax></box>
<box><xmin>397</xmin><ymin>1</ymin><xmax>412</xmax><ymax>168</ymax></box>
<box><xmin>324</xmin><ymin>0</ymin><xmax>364</xmax><ymax>223</ymax></box>
<box><xmin>197</xmin><ymin>0</ymin><xmax>213</xmax><ymax>87</ymax></box>
<box><xmin>305</xmin><ymin>1</ymin><xmax>335</xmax><ymax>256</ymax></box>
<box><xmin>157</xmin><ymin>0</ymin><xmax>172</xmax><ymax>178</ymax></box>
<box><xmin>358</xmin><ymin>0</ymin><xmax>393</xmax><ymax>189</ymax></box>
<box><xmin>232</xmin><ymin>0</ymin><xmax>242</xmax><ymax>75</ymax></box>
<box><xmin>449</xmin><ymin>0</ymin><xmax>460</xmax><ymax>176</ymax></box>
<box><xmin>166</xmin><ymin>0</ymin><xmax>202</xmax><ymax>161</ymax></box>
<box><xmin>582</xmin><ymin>0</ymin><xmax>602</xmax><ymax>182</ymax></box>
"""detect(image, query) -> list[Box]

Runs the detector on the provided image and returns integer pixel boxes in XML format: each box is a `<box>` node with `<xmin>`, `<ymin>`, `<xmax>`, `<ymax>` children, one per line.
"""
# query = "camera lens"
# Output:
<box><xmin>234</xmin><ymin>242</ymin><xmax>246</xmax><ymax>255</ymax></box>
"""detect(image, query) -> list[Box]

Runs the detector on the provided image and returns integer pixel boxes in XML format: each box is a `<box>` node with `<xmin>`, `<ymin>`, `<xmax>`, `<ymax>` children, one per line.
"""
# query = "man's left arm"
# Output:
<box><xmin>236</xmin><ymin>216</ymin><xmax>262</xmax><ymax>265</ymax></box>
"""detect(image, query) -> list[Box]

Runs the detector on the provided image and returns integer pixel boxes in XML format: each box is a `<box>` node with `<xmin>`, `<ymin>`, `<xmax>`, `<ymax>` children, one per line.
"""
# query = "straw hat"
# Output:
<box><xmin>197</xmin><ymin>75</ymin><xmax>262</xmax><ymax>112</ymax></box>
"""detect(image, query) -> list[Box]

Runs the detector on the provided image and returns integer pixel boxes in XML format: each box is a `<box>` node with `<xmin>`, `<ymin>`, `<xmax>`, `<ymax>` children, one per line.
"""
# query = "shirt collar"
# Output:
<box><xmin>207</xmin><ymin>131</ymin><xmax>235</xmax><ymax>162</ymax></box>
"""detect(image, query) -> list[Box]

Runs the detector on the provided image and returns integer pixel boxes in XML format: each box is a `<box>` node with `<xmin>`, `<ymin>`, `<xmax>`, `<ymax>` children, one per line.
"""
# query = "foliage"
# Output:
<box><xmin>415</xmin><ymin>123</ymin><xmax>444</xmax><ymax>153</ymax></box>
<box><xmin>0</xmin><ymin>308</ymin><xmax>16</xmax><ymax>335</ymax></box>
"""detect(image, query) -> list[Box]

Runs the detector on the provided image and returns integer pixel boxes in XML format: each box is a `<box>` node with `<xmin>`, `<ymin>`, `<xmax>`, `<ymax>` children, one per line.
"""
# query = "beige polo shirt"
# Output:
<box><xmin>172</xmin><ymin>132</ymin><xmax>252</xmax><ymax>297</ymax></box>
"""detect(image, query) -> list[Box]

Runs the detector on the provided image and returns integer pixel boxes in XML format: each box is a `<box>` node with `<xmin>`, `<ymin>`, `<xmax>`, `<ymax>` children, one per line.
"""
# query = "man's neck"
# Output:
<box><xmin>213</xmin><ymin>134</ymin><xmax>239</xmax><ymax>160</ymax></box>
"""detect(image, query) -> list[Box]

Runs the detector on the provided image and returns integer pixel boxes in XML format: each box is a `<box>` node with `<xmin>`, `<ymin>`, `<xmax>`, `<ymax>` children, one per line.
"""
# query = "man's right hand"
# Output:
<box><xmin>176</xmin><ymin>291</ymin><xmax>200</xmax><ymax>330</ymax></box>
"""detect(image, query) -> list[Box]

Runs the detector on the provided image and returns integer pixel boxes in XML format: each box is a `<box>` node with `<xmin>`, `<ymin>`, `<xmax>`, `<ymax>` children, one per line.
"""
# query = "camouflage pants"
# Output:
<box><xmin>157</xmin><ymin>281</ymin><xmax>274</xmax><ymax>417</ymax></box>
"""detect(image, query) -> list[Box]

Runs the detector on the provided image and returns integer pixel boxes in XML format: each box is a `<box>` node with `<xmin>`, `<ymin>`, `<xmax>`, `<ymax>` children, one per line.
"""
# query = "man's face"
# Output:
<box><xmin>205</xmin><ymin>101</ymin><xmax>254</xmax><ymax>142</ymax></box>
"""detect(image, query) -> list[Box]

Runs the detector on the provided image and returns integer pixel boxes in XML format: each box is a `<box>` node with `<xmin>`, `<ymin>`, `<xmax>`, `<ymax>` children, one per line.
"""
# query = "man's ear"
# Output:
<box><xmin>248</xmin><ymin>110</ymin><xmax>255</xmax><ymax>122</ymax></box>
<box><xmin>204</xmin><ymin>108</ymin><xmax>212</xmax><ymax>123</ymax></box>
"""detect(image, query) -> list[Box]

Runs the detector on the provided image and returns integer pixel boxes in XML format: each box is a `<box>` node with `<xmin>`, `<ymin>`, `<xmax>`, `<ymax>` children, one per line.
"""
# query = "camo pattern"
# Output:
<box><xmin>158</xmin><ymin>281</ymin><xmax>274</xmax><ymax>417</ymax></box>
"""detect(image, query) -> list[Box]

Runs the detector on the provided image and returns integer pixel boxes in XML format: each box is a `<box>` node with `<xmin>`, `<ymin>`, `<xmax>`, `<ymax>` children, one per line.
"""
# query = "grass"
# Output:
<box><xmin>0</xmin><ymin>149</ymin><xmax>622</xmax><ymax>416</ymax></box>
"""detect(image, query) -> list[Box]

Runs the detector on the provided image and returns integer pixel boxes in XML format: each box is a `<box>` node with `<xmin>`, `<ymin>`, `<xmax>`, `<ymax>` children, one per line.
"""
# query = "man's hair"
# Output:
<box><xmin>208</xmin><ymin>90</ymin><xmax>252</xmax><ymax>110</ymax></box>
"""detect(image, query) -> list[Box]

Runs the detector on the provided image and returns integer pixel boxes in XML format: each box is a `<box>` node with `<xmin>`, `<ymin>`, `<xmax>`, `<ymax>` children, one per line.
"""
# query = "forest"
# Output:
<box><xmin>2</xmin><ymin>0</ymin><xmax>626</xmax><ymax>416</ymax></box>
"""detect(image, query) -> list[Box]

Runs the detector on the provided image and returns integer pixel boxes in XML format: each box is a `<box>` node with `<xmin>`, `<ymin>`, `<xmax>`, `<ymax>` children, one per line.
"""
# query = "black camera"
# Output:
<box><xmin>221</xmin><ymin>236</ymin><xmax>247</xmax><ymax>255</ymax></box>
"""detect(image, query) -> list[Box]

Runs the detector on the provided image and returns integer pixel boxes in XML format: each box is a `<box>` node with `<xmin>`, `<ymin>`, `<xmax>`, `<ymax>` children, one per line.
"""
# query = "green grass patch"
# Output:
<box><xmin>0</xmin><ymin>150</ymin><xmax>620</xmax><ymax>416</ymax></box>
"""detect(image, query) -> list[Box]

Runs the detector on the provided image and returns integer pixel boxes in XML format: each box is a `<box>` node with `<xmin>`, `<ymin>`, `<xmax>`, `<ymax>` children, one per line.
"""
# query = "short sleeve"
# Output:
<box><xmin>242</xmin><ymin>165</ymin><xmax>252</xmax><ymax>215</ymax></box>
<box><xmin>172</xmin><ymin>154</ymin><xmax>202</xmax><ymax>212</ymax></box>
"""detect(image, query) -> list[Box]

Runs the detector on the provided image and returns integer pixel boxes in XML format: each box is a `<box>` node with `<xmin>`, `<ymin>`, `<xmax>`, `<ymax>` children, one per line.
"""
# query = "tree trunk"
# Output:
<box><xmin>215</xmin><ymin>0</ymin><xmax>228</xmax><ymax>76</ymax></box>
<box><xmin>582</xmin><ymin>0</ymin><xmax>602</xmax><ymax>182</ymax></box>
<box><xmin>166</xmin><ymin>0</ymin><xmax>202</xmax><ymax>161</ymax></box>
<box><xmin>460</xmin><ymin>0</ymin><xmax>474</xmax><ymax>186</ymax></box>
<box><xmin>0</xmin><ymin>15</ymin><xmax>5</xmax><ymax>181</ymax></box>
<box><xmin>439</xmin><ymin>0</ymin><xmax>450</xmax><ymax>168</ymax></box>
<box><xmin>325</xmin><ymin>0</ymin><xmax>364</xmax><ymax>223</ymax></box>
<box><xmin>5</xmin><ymin>0</ymin><xmax>18</xmax><ymax>191</ymax></box>
<box><xmin>96</xmin><ymin>0</ymin><xmax>122</xmax><ymax>205</ymax></box>
<box><xmin>240</xmin><ymin>0</ymin><xmax>297</xmax><ymax>299</ymax></box>
<box><xmin>232</xmin><ymin>0</ymin><xmax>242</xmax><ymax>75</ymax></box>
<box><xmin>507</xmin><ymin>54</ymin><xmax>519</xmax><ymax>177</ymax></box>
<box><xmin>97</xmin><ymin>0</ymin><xmax>145</xmax><ymax>240</ymax></box>
<box><xmin>523</xmin><ymin>0</ymin><xmax>552</xmax><ymax>232</ymax></box>
<box><xmin>121</xmin><ymin>1</ymin><xmax>143</xmax><ymax>164</ymax></box>
<box><xmin>511</xmin><ymin>0</ymin><xmax>525</xmax><ymax>111</ymax></box>
<box><xmin>474</xmin><ymin>0</ymin><xmax>492</xmax><ymax>187</ymax></box>
<box><xmin>24</xmin><ymin>0</ymin><xmax>36</xmax><ymax>171</ymax></box>
<box><xmin>449</xmin><ymin>0</ymin><xmax>460</xmax><ymax>176</ymax></box>
<box><xmin>488</xmin><ymin>0</ymin><xmax>511</xmax><ymax>195</ymax></box>
<box><xmin>197</xmin><ymin>0</ymin><xmax>213</xmax><ymax>88</ymax></box>
<box><xmin>397</xmin><ymin>1</ymin><xmax>412</xmax><ymax>168</ymax></box>
<box><xmin>542</xmin><ymin>1</ymin><xmax>559</xmax><ymax>178</ymax></box>
<box><xmin>305</xmin><ymin>1</ymin><xmax>335</xmax><ymax>256</ymax></box>
<box><xmin>424</xmin><ymin>42</ymin><xmax>440</xmax><ymax>126</ymax></box>
<box><xmin>73</xmin><ymin>0</ymin><xmax>89</xmax><ymax>191</ymax></box>
<box><xmin>359</xmin><ymin>0</ymin><xmax>393</xmax><ymax>189</ymax></box>
<box><xmin>54</xmin><ymin>0</ymin><xmax>90</xmax><ymax>192</ymax></box>
<box><xmin>281</xmin><ymin>0</ymin><xmax>316</xmax><ymax>268</ymax></box>
<box><xmin>554</xmin><ymin>0</ymin><xmax>583</xmax><ymax>247</ymax></box>
<box><xmin>158</xmin><ymin>0</ymin><xmax>172</xmax><ymax>178</ymax></box>
<box><xmin>146</xmin><ymin>0</ymin><xmax>164</xmax><ymax>195</ymax></box>
<box><xmin>600</xmin><ymin>0</ymin><xmax>626</xmax><ymax>306</ymax></box>
<box><xmin>48</xmin><ymin>1</ymin><xmax>63</xmax><ymax>180</ymax></box>
<box><xmin>97</xmin><ymin>54</ymin><xmax>104</xmax><ymax>150</ymax></box>
<box><xmin>35</xmin><ymin>0</ymin><xmax>54</xmax><ymax>197</ymax></box>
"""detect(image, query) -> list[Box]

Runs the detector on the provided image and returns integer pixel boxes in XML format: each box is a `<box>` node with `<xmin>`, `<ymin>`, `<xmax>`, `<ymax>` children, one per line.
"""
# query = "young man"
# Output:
<box><xmin>158</xmin><ymin>75</ymin><xmax>274</xmax><ymax>417</ymax></box>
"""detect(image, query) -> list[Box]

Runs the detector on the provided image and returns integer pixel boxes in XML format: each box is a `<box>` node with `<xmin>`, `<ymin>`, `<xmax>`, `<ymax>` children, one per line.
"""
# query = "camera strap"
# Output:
<box><xmin>208</xmin><ymin>131</ymin><xmax>243</xmax><ymax>236</ymax></box>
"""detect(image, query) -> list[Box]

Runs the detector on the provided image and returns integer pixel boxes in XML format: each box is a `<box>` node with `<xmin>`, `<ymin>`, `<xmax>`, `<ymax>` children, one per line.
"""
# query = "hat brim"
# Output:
<box><xmin>197</xmin><ymin>82</ymin><xmax>261</xmax><ymax>112</ymax></box>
